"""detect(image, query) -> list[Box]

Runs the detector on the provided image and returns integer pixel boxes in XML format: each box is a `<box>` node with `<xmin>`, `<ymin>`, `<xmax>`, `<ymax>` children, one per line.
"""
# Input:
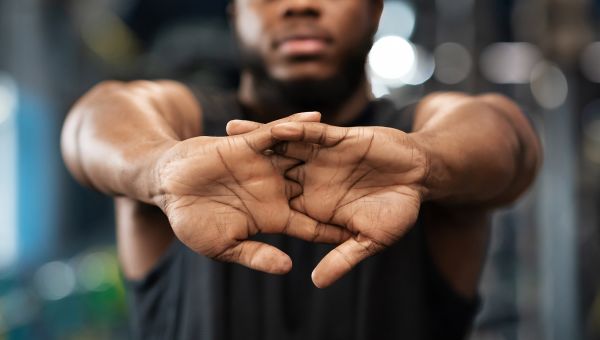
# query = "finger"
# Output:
<box><xmin>243</xmin><ymin>126</ymin><xmax>280</xmax><ymax>152</ymax></box>
<box><xmin>285</xmin><ymin>180</ymin><xmax>303</xmax><ymax>199</ymax></box>
<box><xmin>226</xmin><ymin>111</ymin><xmax>322</xmax><ymax>136</ymax></box>
<box><xmin>240</xmin><ymin>112</ymin><xmax>326</xmax><ymax>151</ymax></box>
<box><xmin>219</xmin><ymin>240</ymin><xmax>292</xmax><ymax>274</ymax></box>
<box><xmin>285</xmin><ymin>165</ymin><xmax>306</xmax><ymax>184</ymax></box>
<box><xmin>274</xmin><ymin>142</ymin><xmax>317</xmax><ymax>162</ymax></box>
<box><xmin>268</xmin><ymin>111</ymin><xmax>322</xmax><ymax>126</ymax></box>
<box><xmin>271</xmin><ymin>122</ymin><xmax>348</xmax><ymax>146</ymax></box>
<box><xmin>271</xmin><ymin>154</ymin><xmax>302</xmax><ymax>174</ymax></box>
<box><xmin>290</xmin><ymin>196</ymin><xmax>306</xmax><ymax>213</ymax></box>
<box><xmin>226</xmin><ymin>120</ymin><xmax>262</xmax><ymax>136</ymax></box>
<box><xmin>311</xmin><ymin>237</ymin><xmax>384</xmax><ymax>288</ymax></box>
<box><xmin>283</xmin><ymin>210</ymin><xmax>352</xmax><ymax>244</ymax></box>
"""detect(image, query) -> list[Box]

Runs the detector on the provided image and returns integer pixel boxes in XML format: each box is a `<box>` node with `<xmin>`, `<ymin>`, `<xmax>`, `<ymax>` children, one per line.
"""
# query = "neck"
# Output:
<box><xmin>238</xmin><ymin>71</ymin><xmax>372</xmax><ymax>125</ymax></box>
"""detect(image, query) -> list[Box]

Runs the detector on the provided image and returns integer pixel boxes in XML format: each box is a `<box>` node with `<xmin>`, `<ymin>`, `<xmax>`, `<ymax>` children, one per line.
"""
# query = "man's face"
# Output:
<box><xmin>233</xmin><ymin>0</ymin><xmax>382</xmax><ymax>83</ymax></box>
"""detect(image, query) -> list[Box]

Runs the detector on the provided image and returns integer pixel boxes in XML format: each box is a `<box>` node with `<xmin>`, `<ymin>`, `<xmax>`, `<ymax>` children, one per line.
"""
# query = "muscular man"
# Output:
<box><xmin>61</xmin><ymin>0</ymin><xmax>541</xmax><ymax>339</ymax></box>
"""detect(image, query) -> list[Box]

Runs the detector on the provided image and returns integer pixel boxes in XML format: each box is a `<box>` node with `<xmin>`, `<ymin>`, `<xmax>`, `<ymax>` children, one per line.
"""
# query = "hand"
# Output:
<box><xmin>154</xmin><ymin>113</ymin><xmax>350</xmax><ymax>275</ymax></box>
<box><xmin>227</xmin><ymin>120</ymin><xmax>429</xmax><ymax>287</ymax></box>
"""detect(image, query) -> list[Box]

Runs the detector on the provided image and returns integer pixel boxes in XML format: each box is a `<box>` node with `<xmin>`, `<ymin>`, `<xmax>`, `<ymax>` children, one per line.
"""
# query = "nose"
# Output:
<box><xmin>282</xmin><ymin>0</ymin><xmax>322</xmax><ymax>19</ymax></box>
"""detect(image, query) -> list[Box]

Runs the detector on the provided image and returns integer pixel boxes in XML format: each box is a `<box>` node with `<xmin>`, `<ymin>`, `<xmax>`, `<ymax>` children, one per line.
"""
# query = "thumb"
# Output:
<box><xmin>226</xmin><ymin>111</ymin><xmax>322</xmax><ymax>136</ymax></box>
<box><xmin>311</xmin><ymin>237</ymin><xmax>384</xmax><ymax>288</ymax></box>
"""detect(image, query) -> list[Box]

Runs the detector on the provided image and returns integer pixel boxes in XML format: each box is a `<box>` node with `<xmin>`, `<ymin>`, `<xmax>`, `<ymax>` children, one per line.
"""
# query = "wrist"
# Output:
<box><xmin>407</xmin><ymin>131</ymin><xmax>449</xmax><ymax>203</ymax></box>
<box><xmin>122</xmin><ymin>138</ymin><xmax>179</xmax><ymax>206</ymax></box>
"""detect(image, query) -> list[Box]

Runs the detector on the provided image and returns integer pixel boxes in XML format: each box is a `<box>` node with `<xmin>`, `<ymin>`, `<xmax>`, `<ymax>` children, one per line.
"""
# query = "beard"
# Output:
<box><xmin>237</xmin><ymin>35</ymin><xmax>373</xmax><ymax>117</ymax></box>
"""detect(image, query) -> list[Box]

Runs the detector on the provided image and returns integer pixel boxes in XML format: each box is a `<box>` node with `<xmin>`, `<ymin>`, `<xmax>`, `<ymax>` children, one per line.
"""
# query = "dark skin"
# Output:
<box><xmin>228</xmin><ymin>93</ymin><xmax>539</xmax><ymax>289</ymax></box>
<box><xmin>61</xmin><ymin>0</ymin><xmax>541</xmax><ymax>295</ymax></box>
<box><xmin>235</xmin><ymin>0</ymin><xmax>380</xmax><ymax>124</ymax></box>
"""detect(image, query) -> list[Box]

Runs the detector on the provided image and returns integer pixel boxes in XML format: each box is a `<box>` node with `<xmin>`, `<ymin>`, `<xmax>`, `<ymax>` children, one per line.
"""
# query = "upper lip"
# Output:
<box><xmin>273</xmin><ymin>27</ymin><xmax>333</xmax><ymax>47</ymax></box>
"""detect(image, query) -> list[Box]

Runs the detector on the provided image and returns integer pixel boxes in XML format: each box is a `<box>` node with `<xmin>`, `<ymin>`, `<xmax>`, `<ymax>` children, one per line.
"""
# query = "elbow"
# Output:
<box><xmin>61</xmin><ymin>98</ymin><xmax>91</xmax><ymax>186</ymax></box>
<box><xmin>60</xmin><ymin>81</ymin><xmax>125</xmax><ymax>186</ymax></box>
<box><xmin>505</xmin><ymin>130</ymin><xmax>543</xmax><ymax>205</ymax></box>
<box><xmin>498</xmin><ymin>139</ymin><xmax>541</xmax><ymax>207</ymax></box>
<box><xmin>477</xmin><ymin>93</ymin><xmax>543</xmax><ymax>206</ymax></box>
<box><xmin>60</xmin><ymin>115</ymin><xmax>82</xmax><ymax>188</ymax></box>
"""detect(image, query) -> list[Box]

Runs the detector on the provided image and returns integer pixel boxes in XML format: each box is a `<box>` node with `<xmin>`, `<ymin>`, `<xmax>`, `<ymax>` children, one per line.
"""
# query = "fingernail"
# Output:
<box><xmin>225</xmin><ymin>120</ymin><xmax>237</xmax><ymax>130</ymax></box>
<box><xmin>298</xmin><ymin>111</ymin><xmax>319</xmax><ymax>117</ymax></box>
<box><xmin>311</xmin><ymin>270</ymin><xmax>323</xmax><ymax>289</ymax></box>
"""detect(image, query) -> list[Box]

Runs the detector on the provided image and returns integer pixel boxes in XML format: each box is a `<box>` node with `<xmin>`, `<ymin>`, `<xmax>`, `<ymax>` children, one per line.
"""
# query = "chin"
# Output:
<box><xmin>270</xmin><ymin>62</ymin><xmax>338</xmax><ymax>83</ymax></box>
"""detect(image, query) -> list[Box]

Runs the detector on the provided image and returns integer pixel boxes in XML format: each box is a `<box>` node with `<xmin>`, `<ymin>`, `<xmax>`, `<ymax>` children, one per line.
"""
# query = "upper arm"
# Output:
<box><xmin>61</xmin><ymin>80</ymin><xmax>204</xmax><ymax>189</ymax></box>
<box><xmin>61</xmin><ymin>80</ymin><xmax>205</xmax><ymax>279</ymax></box>
<box><xmin>412</xmin><ymin>92</ymin><xmax>539</xmax><ymax>297</ymax></box>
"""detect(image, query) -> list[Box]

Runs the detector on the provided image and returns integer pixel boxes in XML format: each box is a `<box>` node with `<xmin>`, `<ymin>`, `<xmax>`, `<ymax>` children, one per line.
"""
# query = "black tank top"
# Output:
<box><xmin>126</xmin><ymin>90</ymin><xmax>479</xmax><ymax>340</ymax></box>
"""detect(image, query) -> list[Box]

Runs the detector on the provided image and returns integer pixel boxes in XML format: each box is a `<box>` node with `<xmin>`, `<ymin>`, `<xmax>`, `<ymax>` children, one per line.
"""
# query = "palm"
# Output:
<box><xmin>155</xmin><ymin>117</ymin><xmax>348</xmax><ymax>274</ymax></box>
<box><xmin>294</xmin><ymin>128</ymin><xmax>423</xmax><ymax>242</ymax></box>
<box><xmin>162</xmin><ymin>137</ymin><xmax>287</xmax><ymax>249</ymax></box>
<box><xmin>272</xmin><ymin>124</ymin><xmax>428</xmax><ymax>287</ymax></box>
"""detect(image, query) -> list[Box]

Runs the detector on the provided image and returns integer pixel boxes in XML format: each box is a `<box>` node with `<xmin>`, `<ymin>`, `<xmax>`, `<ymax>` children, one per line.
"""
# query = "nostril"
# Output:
<box><xmin>283</xmin><ymin>6</ymin><xmax>320</xmax><ymax>18</ymax></box>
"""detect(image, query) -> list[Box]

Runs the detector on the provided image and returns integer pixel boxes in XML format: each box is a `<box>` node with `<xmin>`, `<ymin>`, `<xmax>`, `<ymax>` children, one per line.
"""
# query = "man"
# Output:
<box><xmin>61</xmin><ymin>0</ymin><xmax>541</xmax><ymax>339</ymax></box>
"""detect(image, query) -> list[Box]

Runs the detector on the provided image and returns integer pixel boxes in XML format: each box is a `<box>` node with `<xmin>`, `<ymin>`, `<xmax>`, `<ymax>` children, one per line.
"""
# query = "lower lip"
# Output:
<box><xmin>278</xmin><ymin>39</ymin><xmax>329</xmax><ymax>56</ymax></box>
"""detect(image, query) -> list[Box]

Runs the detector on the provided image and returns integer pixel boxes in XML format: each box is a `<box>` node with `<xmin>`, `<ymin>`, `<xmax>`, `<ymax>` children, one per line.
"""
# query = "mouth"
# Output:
<box><xmin>274</xmin><ymin>30</ymin><xmax>333</xmax><ymax>57</ymax></box>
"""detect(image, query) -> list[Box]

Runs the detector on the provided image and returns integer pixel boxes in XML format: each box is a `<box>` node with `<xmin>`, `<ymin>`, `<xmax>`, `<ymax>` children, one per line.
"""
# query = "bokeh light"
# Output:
<box><xmin>480</xmin><ymin>42</ymin><xmax>542</xmax><ymax>84</ymax></box>
<box><xmin>75</xmin><ymin>252</ymin><xmax>118</xmax><ymax>292</ymax></box>
<box><xmin>530</xmin><ymin>61</ymin><xmax>569</xmax><ymax>109</ymax></box>
<box><xmin>434</xmin><ymin>42</ymin><xmax>472</xmax><ymax>84</ymax></box>
<box><xmin>34</xmin><ymin>261</ymin><xmax>76</xmax><ymax>301</ymax></box>
<box><xmin>402</xmin><ymin>45</ymin><xmax>435</xmax><ymax>86</ymax></box>
<box><xmin>370</xmin><ymin>80</ymin><xmax>391</xmax><ymax>98</ymax></box>
<box><xmin>369</xmin><ymin>36</ymin><xmax>416</xmax><ymax>83</ymax></box>
<box><xmin>376</xmin><ymin>1</ymin><xmax>416</xmax><ymax>39</ymax></box>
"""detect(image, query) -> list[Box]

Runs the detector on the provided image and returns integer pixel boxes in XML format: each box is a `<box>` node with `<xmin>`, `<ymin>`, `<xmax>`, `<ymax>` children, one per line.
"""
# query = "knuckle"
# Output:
<box><xmin>333</xmin><ymin>248</ymin><xmax>354</xmax><ymax>269</ymax></box>
<box><xmin>312</xmin><ymin>222</ymin><xmax>324</xmax><ymax>242</ymax></box>
<box><xmin>319</xmin><ymin>127</ymin><xmax>328</xmax><ymax>145</ymax></box>
<box><xmin>359</xmin><ymin>237</ymin><xmax>386</xmax><ymax>256</ymax></box>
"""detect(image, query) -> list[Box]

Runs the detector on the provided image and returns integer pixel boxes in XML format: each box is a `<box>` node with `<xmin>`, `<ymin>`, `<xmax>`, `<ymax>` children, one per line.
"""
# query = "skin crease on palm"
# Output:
<box><xmin>154</xmin><ymin>112</ymin><xmax>352</xmax><ymax>276</ymax></box>
<box><xmin>227</xmin><ymin>120</ymin><xmax>428</xmax><ymax>288</ymax></box>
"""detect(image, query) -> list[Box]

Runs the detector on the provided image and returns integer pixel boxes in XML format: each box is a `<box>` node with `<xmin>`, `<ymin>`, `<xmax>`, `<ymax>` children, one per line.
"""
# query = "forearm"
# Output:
<box><xmin>410</xmin><ymin>93</ymin><xmax>541</xmax><ymax>207</ymax></box>
<box><xmin>61</xmin><ymin>80</ymin><xmax>202</xmax><ymax>204</ymax></box>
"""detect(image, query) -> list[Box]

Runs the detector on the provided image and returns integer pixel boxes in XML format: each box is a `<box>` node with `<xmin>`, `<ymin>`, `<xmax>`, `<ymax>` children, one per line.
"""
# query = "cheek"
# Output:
<box><xmin>329</xmin><ymin>7</ymin><xmax>373</xmax><ymax>50</ymax></box>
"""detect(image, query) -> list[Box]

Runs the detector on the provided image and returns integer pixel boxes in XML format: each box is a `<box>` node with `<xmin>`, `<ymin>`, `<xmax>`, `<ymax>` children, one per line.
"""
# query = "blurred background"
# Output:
<box><xmin>0</xmin><ymin>0</ymin><xmax>599</xmax><ymax>339</ymax></box>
